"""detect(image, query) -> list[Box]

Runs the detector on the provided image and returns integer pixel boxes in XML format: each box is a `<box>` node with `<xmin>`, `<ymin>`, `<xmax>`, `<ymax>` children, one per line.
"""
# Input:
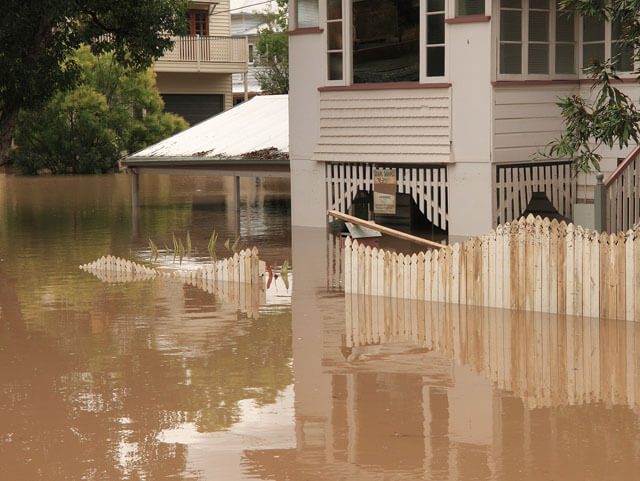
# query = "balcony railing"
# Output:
<box><xmin>158</xmin><ymin>35</ymin><xmax>247</xmax><ymax>66</ymax></box>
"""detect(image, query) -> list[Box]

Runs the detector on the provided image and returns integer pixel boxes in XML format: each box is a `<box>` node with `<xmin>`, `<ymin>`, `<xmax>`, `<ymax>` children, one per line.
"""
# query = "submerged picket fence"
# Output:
<box><xmin>344</xmin><ymin>215</ymin><xmax>640</xmax><ymax>321</ymax></box>
<box><xmin>80</xmin><ymin>249</ymin><xmax>266</xmax><ymax>318</ymax></box>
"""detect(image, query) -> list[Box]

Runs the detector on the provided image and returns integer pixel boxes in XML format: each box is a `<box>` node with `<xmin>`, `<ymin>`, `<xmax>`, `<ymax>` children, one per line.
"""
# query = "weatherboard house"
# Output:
<box><xmin>287</xmin><ymin>0</ymin><xmax>640</xmax><ymax>237</ymax></box>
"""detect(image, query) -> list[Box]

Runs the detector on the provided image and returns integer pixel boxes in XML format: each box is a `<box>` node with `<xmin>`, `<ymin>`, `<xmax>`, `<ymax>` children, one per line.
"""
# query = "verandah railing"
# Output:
<box><xmin>605</xmin><ymin>145</ymin><xmax>640</xmax><ymax>233</ymax></box>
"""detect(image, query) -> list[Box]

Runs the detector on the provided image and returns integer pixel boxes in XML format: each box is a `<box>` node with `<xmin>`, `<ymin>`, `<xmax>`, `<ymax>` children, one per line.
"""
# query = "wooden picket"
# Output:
<box><xmin>343</xmin><ymin>215</ymin><xmax>640</xmax><ymax>321</ymax></box>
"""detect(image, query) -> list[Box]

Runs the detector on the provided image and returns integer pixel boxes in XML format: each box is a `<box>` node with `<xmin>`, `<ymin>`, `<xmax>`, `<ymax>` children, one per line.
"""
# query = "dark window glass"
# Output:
<box><xmin>528</xmin><ymin>43</ymin><xmax>549</xmax><ymax>73</ymax></box>
<box><xmin>427</xmin><ymin>14</ymin><xmax>445</xmax><ymax>44</ymax></box>
<box><xmin>352</xmin><ymin>0</ymin><xmax>420</xmax><ymax>83</ymax></box>
<box><xmin>582</xmin><ymin>16</ymin><xmax>604</xmax><ymax>43</ymax></box>
<box><xmin>500</xmin><ymin>10</ymin><xmax>522</xmax><ymax>42</ymax></box>
<box><xmin>328</xmin><ymin>52</ymin><xmax>343</xmax><ymax>80</ymax></box>
<box><xmin>555</xmin><ymin>44</ymin><xmax>575</xmax><ymax>73</ymax></box>
<box><xmin>328</xmin><ymin>0</ymin><xmax>342</xmax><ymax>21</ymax></box>
<box><xmin>583</xmin><ymin>43</ymin><xmax>604</xmax><ymax>67</ymax></box>
<box><xmin>455</xmin><ymin>0</ymin><xmax>484</xmax><ymax>16</ymax></box>
<box><xmin>428</xmin><ymin>0</ymin><xmax>445</xmax><ymax>12</ymax></box>
<box><xmin>327</xmin><ymin>21</ymin><xmax>343</xmax><ymax>50</ymax></box>
<box><xmin>500</xmin><ymin>43</ymin><xmax>522</xmax><ymax>73</ymax></box>
<box><xmin>555</xmin><ymin>11</ymin><xmax>574</xmax><ymax>42</ymax></box>
<box><xmin>426</xmin><ymin>46</ymin><xmax>445</xmax><ymax>76</ymax></box>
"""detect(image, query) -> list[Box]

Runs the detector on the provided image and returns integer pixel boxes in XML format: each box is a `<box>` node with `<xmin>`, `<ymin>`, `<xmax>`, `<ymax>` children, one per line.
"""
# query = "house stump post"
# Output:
<box><xmin>594</xmin><ymin>173</ymin><xmax>606</xmax><ymax>232</ymax></box>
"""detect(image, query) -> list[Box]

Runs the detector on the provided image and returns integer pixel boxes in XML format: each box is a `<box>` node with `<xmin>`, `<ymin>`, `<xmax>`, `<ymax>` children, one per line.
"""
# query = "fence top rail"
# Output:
<box><xmin>327</xmin><ymin>210</ymin><xmax>444</xmax><ymax>249</ymax></box>
<box><xmin>605</xmin><ymin>144</ymin><xmax>640</xmax><ymax>188</ymax></box>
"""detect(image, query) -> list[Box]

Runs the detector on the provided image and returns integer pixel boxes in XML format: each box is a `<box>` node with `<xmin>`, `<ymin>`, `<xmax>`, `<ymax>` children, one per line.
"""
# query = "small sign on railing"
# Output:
<box><xmin>373</xmin><ymin>167</ymin><xmax>396</xmax><ymax>215</ymax></box>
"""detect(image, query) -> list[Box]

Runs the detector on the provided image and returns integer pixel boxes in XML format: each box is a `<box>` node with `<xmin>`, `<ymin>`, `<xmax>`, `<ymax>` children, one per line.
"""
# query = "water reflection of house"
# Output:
<box><xmin>242</xmin><ymin>229</ymin><xmax>640</xmax><ymax>480</ymax></box>
<box><xmin>288</xmin><ymin>0</ymin><xmax>640</xmax><ymax>236</ymax></box>
<box><xmin>155</xmin><ymin>0</ymin><xmax>248</xmax><ymax>125</ymax></box>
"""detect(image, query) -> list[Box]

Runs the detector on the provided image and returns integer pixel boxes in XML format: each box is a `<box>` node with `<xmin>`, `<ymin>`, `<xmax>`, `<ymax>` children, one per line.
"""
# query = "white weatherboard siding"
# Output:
<box><xmin>493</xmin><ymin>85</ymin><xmax>576</xmax><ymax>164</ymax></box>
<box><xmin>131</xmin><ymin>95</ymin><xmax>288</xmax><ymax>159</ymax></box>
<box><xmin>314</xmin><ymin>88</ymin><xmax>451</xmax><ymax>164</ymax></box>
<box><xmin>210</xmin><ymin>0</ymin><xmax>231</xmax><ymax>36</ymax></box>
<box><xmin>493</xmin><ymin>83</ymin><xmax>640</xmax><ymax>201</ymax></box>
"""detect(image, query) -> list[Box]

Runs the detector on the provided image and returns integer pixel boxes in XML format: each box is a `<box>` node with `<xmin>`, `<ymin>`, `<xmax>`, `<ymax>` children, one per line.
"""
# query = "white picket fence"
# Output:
<box><xmin>80</xmin><ymin>249</ymin><xmax>266</xmax><ymax>319</ymax></box>
<box><xmin>344</xmin><ymin>215</ymin><xmax>640</xmax><ymax>321</ymax></box>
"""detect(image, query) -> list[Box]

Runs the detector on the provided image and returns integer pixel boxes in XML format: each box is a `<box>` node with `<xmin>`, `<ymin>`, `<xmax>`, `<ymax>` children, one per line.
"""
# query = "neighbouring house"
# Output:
<box><xmin>288</xmin><ymin>0</ymin><xmax>640</xmax><ymax>237</ymax></box>
<box><xmin>154</xmin><ymin>0</ymin><xmax>249</xmax><ymax>125</ymax></box>
<box><xmin>231</xmin><ymin>0</ymin><xmax>275</xmax><ymax>104</ymax></box>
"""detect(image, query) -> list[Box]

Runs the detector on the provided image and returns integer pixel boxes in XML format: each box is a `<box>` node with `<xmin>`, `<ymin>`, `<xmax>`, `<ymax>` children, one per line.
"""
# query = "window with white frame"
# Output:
<box><xmin>499</xmin><ymin>0</ymin><xmax>636</xmax><ymax>78</ymax></box>
<box><xmin>325</xmin><ymin>0</ymin><xmax>447</xmax><ymax>84</ymax></box>
<box><xmin>426</xmin><ymin>0</ymin><xmax>445</xmax><ymax>77</ymax></box>
<box><xmin>327</xmin><ymin>0</ymin><xmax>344</xmax><ymax>80</ymax></box>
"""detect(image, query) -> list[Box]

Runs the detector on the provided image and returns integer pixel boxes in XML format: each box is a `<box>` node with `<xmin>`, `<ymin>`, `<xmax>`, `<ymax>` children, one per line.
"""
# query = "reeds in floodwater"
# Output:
<box><xmin>186</xmin><ymin>231</ymin><xmax>192</xmax><ymax>258</ymax></box>
<box><xmin>172</xmin><ymin>233</ymin><xmax>178</xmax><ymax>263</ymax></box>
<box><xmin>208</xmin><ymin>229</ymin><xmax>218</xmax><ymax>262</ymax></box>
<box><xmin>149</xmin><ymin>239</ymin><xmax>159</xmax><ymax>263</ymax></box>
<box><xmin>280</xmin><ymin>259</ymin><xmax>289</xmax><ymax>289</ymax></box>
<box><xmin>177</xmin><ymin>238</ymin><xmax>185</xmax><ymax>265</ymax></box>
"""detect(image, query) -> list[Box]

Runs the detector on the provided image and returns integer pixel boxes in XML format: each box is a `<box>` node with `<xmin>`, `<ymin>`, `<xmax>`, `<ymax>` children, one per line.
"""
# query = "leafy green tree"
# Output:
<box><xmin>543</xmin><ymin>1</ymin><xmax>640</xmax><ymax>173</ymax></box>
<box><xmin>12</xmin><ymin>48</ymin><xmax>188</xmax><ymax>175</ymax></box>
<box><xmin>0</xmin><ymin>0</ymin><xmax>188</xmax><ymax>165</ymax></box>
<box><xmin>254</xmin><ymin>0</ymin><xmax>289</xmax><ymax>94</ymax></box>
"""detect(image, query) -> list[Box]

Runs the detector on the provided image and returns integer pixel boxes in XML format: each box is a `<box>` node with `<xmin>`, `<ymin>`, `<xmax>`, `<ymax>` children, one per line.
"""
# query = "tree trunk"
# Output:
<box><xmin>0</xmin><ymin>108</ymin><xmax>18</xmax><ymax>166</ymax></box>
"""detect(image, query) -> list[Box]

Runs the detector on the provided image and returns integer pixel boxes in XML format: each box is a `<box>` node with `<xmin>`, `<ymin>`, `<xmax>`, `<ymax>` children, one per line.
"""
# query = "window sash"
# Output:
<box><xmin>323</xmin><ymin>0</ymin><xmax>447</xmax><ymax>84</ymax></box>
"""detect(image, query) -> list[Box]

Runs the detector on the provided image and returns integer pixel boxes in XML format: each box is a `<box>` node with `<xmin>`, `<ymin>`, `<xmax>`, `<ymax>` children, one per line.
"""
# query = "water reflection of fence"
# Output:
<box><xmin>344</xmin><ymin>215</ymin><xmax>640</xmax><ymax>321</ymax></box>
<box><xmin>80</xmin><ymin>249</ymin><xmax>266</xmax><ymax>319</ymax></box>
<box><xmin>346</xmin><ymin>293</ymin><xmax>640</xmax><ymax>409</ymax></box>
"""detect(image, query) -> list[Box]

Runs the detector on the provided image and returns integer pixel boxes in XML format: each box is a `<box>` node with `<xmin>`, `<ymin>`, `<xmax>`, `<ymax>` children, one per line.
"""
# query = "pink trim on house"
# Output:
<box><xmin>288</xmin><ymin>27</ymin><xmax>324</xmax><ymax>36</ymax></box>
<box><xmin>445</xmin><ymin>15</ymin><xmax>491</xmax><ymax>24</ymax></box>
<box><xmin>318</xmin><ymin>82</ymin><xmax>452</xmax><ymax>92</ymax></box>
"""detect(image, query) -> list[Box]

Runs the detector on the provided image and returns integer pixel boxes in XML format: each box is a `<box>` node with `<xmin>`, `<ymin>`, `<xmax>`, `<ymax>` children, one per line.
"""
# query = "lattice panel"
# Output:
<box><xmin>495</xmin><ymin>161</ymin><xmax>576</xmax><ymax>225</ymax></box>
<box><xmin>326</xmin><ymin>163</ymin><xmax>449</xmax><ymax>231</ymax></box>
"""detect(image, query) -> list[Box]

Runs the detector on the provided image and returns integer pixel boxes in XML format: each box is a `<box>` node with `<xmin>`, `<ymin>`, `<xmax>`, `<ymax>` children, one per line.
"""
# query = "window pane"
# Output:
<box><xmin>427</xmin><ymin>14</ymin><xmax>445</xmax><ymax>45</ymax></box>
<box><xmin>427</xmin><ymin>46</ymin><xmax>445</xmax><ymax>76</ymax></box>
<box><xmin>555</xmin><ymin>44</ymin><xmax>575</xmax><ymax>73</ymax></box>
<box><xmin>582</xmin><ymin>16</ymin><xmax>604</xmax><ymax>42</ymax></box>
<box><xmin>613</xmin><ymin>42</ymin><xmax>635</xmax><ymax>72</ymax></box>
<box><xmin>352</xmin><ymin>0</ymin><xmax>419</xmax><ymax>83</ymax></box>
<box><xmin>583</xmin><ymin>43</ymin><xmax>604</xmax><ymax>68</ymax></box>
<box><xmin>328</xmin><ymin>52</ymin><xmax>343</xmax><ymax>80</ymax></box>
<box><xmin>500</xmin><ymin>43</ymin><xmax>522</xmax><ymax>74</ymax></box>
<box><xmin>297</xmin><ymin>0</ymin><xmax>319</xmax><ymax>27</ymax></box>
<box><xmin>501</xmin><ymin>0</ymin><xmax>521</xmax><ymax>8</ymax></box>
<box><xmin>500</xmin><ymin>10</ymin><xmax>522</xmax><ymax>42</ymax></box>
<box><xmin>456</xmin><ymin>0</ymin><xmax>484</xmax><ymax>16</ymax></box>
<box><xmin>327</xmin><ymin>0</ymin><xmax>342</xmax><ymax>21</ymax></box>
<box><xmin>428</xmin><ymin>0</ymin><xmax>445</xmax><ymax>13</ymax></box>
<box><xmin>528</xmin><ymin>43</ymin><xmax>549</xmax><ymax>73</ymax></box>
<box><xmin>327</xmin><ymin>21</ymin><xmax>342</xmax><ymax>50</ymax></box>
<box><xmin>529</xmin><ymin>11</ymin><xmax>549</xmax><ymax>42</ymax></box>
<box><xmin>612</xmin><ymin>19</ymin><xmax>627</xmax><ymax>41</ymax></box>
<box><xmin>555</xmin><ymin>11</ymin><xmax>575</xmax><ymax>43</ymax></box>
<box><xmin>529</xmin><ymin>0</ymin><xmax>549</xmax><ymax>8</ymax></box>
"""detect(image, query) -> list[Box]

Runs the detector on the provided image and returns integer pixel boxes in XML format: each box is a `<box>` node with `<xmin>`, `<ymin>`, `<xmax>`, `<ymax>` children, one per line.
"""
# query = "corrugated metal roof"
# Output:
<box><xmin>129</xmin><ymin>94</ymin><xmax>288</xmax><ymax>160</ymax></box>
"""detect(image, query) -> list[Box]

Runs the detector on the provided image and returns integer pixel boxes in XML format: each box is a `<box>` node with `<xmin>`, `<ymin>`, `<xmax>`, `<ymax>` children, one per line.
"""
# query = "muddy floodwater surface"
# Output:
<box><xmin>1</xmin><ymin>173</ymin><xmax>639</xmax><ymax>481</ymax></box>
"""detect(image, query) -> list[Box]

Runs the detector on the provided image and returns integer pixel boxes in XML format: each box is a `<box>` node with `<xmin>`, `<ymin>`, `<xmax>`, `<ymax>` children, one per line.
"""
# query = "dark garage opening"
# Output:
<box><xmin>161</xmin><ymin>94</ymin><xmax>224</xmax><ymax>126</ymax></box>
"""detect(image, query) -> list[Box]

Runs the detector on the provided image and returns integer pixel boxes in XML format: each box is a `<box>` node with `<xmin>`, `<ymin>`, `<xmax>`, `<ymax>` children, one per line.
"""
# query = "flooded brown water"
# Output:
<box><xmin>1</xmin><ymin>173</ymin><xmax>639</xmax><ymax>481</ymax></box>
